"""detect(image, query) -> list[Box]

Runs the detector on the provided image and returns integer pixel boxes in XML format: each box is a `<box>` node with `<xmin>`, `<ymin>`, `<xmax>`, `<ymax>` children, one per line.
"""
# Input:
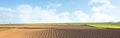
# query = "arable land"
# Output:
<box><xmin>0</xmin><ymin>23</ymin><xmax>120</xmax><ymax>38</ymax></box>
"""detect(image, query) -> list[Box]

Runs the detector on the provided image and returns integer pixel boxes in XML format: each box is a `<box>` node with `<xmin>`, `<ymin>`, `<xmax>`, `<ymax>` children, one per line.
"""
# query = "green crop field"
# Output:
<box><xmin>87</xmin><ymin>23</ymin><xmax>120</xmax><ymax>29</ymax></box>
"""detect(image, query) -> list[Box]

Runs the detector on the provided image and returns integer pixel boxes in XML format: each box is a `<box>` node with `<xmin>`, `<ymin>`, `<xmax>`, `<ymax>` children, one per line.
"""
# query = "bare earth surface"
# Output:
<box><xmin>0</xmin><ymin>26</ymin><xmax>120</xmax><ymax>38</ymax></box>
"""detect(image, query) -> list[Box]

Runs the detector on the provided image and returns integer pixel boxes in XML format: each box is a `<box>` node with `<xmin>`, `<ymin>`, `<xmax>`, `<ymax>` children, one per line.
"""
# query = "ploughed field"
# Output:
<box><xmin>0</xmin><ymin>26</ymin><xmax>120</xmax><ymax>38</ymax></box>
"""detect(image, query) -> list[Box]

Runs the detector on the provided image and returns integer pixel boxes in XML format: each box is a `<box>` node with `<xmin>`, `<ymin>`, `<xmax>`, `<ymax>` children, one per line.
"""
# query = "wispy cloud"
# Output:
<box><xmin>47</xmin><ymin>3</ymin><xmax>62</xmax><ymax>9</ymax></box>
<box><xmin>89</xmin><ymin>0</ymin><xmax>115</xmax><ymax>12</ymax></box>
<box><xmin>0</xmin><ymin>7</ymin><xmax>16</xmax><ymax>24</ymax></box>
<box><xmin>0</xmin><ymin>4</ymin><xmax>89</xmax><ymax>23</ymax></box>
<box><xmin>88</xmin><ymin>0</ymin><xmax>115</xmax><ymax>22</ymax></box>
<box><xmin>71</xmin><ymin>10</ymin><xmax>89</xmax><ymax>22</ymax></box>
<box><xmin>0</xmin><ymin>0</ymin><xmax>119</xmax><ymax>24</ymax></box>
<box><xmin>91</xmin><ymin>13</ymin><xmax>114</xmax><ymax>22</ymax></box>
<box><xmin>0</xmin><ymin>7</ymin><xmax>15</xmax><ymax>12</ymax></box>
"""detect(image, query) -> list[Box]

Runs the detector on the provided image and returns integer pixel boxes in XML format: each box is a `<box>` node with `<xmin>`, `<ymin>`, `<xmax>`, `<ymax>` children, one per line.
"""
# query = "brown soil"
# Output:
<box><xmin>0</xmin><ymin>26</ymin><xmax>120</xmax><ymax>38</ymax></box>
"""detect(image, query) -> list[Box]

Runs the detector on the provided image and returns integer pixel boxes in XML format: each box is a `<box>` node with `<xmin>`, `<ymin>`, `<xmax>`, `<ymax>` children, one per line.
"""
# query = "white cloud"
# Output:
<box><xmin>91</xmin><ymin>13</ymin><xmax>114</xmax><ymax>22</ymax></box>
<box><xmin>15</xmin><ymin>4</ymin><xmax>72</xmax><ymax>23</ymax></box>
<box><xmin>0</xmin><ymin>7</ymin><xmax>16</xmax><ymax>24</ymax></box>
<box><xmin>15</xmin><ymin>4</ymin><xmax>91</xmax><ymax>23</ymax></box>
<box><xmin>72</xmin><ymin>10</ymin><xmax>89</xmax><ymax>22</ymax></box>
<box><xmin>0</xmin><ymin>4</ymin><xmax>91</xmax><ymax>23</ymax></box>
<box><xmin>47</xmin><ymin>3</ymin><xmax>62</xmax><ymax>9</ymax></box>
<box><xmin>33</xmin><ymin>6</ymin><xmax>62</xmax><ymax>23</ymax></box>
<box><xmin>2</xmin><ymin>2</ymin><xmax>117</xmax><ymax>23</ymax></box>
<box><xmin>0</xmin><ymin>7</ymin><xmax>15</xmax><ymax>12</ymax></box>
<box><xmin>89</xmin><ymin>0</ymin><xmax>115</xmax><ymax>12</ymax></box>
<box><xmin>15</xmin><ymin>5</ymin><xmax>55</xmax><ymax>23</ymax></box>
<box><xmin>56</xmin><ymin>3</ymin><xmax>62</xmax><ymax>8</ymax></box>
<box><xmin>16</xmin><ymin>4</ymin><xmax>33</xmax><ymax>23</ymax></box>
<box><xmin>88</xmin><ymin>0</ymin><xmax>117</xmax><ymax>22</ymax></box>
<box><xmin>59</xmin><ymin>12</ymin><xmax>72</xmax><ymax>22</ymax></box>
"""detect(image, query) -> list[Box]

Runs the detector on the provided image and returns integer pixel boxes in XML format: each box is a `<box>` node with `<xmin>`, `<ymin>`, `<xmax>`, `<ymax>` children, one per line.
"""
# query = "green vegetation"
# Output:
<box><xmin>0</xmin><ymin>23</ymin><xmax>120</xmax><ymax>30</ymax></box>
<box><xmin>87</xmin><ymin>23</ymin><xmax>120</xmax><ymax>29</ymax></box>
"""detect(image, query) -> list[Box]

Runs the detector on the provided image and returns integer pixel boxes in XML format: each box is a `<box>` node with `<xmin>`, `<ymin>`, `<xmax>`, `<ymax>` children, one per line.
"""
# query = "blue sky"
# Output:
<box><xmin>0</xmin><ymin>0</ymin><xmax>120</xmax><ymax>24</ymax></box>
